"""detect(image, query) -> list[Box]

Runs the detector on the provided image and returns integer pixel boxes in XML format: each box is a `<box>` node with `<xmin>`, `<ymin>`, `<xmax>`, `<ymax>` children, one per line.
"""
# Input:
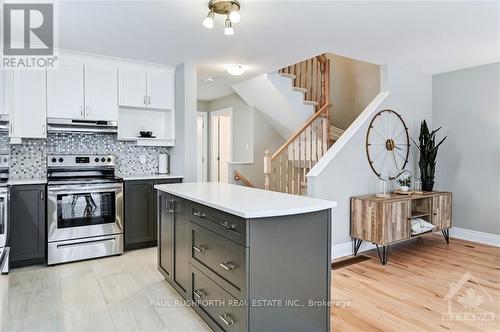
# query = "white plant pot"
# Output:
<box><xmin>400</xmin><ymin>186</ymin><xmax>410</xmax><ymax>192</ymax></box>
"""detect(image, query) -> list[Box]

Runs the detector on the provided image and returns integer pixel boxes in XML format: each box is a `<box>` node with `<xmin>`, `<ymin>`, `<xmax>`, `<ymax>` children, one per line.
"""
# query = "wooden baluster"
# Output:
<box><xmin>264</xmin><ymin>150</ymin><xmax>271</xmax><ymax>190</ymax></box>
<box><xmin>305</xmin><ymin>59</ymin><xmax>309</xmax><ymax>100</ymax></box>
<box><xmin>292</xmin><ymin>136</ymin><xmax>296</xmax><ymax>194</ymax></box>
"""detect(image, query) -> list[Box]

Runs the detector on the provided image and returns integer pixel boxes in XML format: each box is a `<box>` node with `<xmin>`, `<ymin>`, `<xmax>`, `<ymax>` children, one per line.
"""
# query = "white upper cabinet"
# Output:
<box><xmin>118</xmin><ymin>69</ymin><xmax>147</xmax><ymax>108</ymax></box>
<box><xmin>118</xmin><ymin>67</ymin><xmax>174</xmax><ymax>110</ymax></box>
<box><xmin>46</xmin><ymin>54</ymin><xmax>118</xmax><ymax>122</ymax></box>
<box><xmin>84</xmin><ymin>64</ymin><xmax>118</xmax><ymax>121</ymax></box>
<box><xmin>147</xmin><ymin>69</ymin><xmax>174</xmax><ymax>110</ymax></box>
<box><xmin>47</xmin><ymin>57</ymin><xmax>85</xmax><ymax>119</ymax></box>
<box><xmin>6</xmin><ymin>70</ymin><xmax>47</xmax><ymax>139</ymax></box>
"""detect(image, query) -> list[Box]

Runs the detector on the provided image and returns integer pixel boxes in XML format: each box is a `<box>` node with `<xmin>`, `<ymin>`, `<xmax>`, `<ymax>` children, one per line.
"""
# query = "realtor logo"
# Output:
<box><xmin>442</xmin><ymin>272</ymin><xmax>495</xmax><ymax>327</ymax></box>
<box><xmin>2</xmin><ymin>2</ymin><xmax>58</xmax><ymax>69</ymax></box>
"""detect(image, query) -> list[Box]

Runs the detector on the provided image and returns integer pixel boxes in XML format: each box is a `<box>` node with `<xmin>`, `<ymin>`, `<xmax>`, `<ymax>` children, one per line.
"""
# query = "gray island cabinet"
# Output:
<box><xmin>154</xmin><ymin>182</ymin><xmax>336</xmax><ymax>332</ymax></box>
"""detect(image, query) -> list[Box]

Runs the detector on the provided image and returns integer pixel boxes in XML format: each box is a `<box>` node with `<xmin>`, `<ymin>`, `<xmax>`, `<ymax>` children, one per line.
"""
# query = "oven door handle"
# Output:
<box><xmin>48</xmin><ymin>187</ymin><xmax>123</xmax><ymax>195</ymax></box>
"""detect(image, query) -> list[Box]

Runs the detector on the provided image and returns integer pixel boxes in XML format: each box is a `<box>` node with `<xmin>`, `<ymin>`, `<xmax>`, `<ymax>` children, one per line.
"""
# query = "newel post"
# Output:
<box><xmin>264</xmin><ymin>150</ymin><xmax>271</xmax><ymax>190</ymax></box>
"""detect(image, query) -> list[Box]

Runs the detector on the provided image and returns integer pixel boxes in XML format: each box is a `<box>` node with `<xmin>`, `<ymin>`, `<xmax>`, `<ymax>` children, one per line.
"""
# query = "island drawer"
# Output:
<box><xmin>190</xmin><ymin>202</ymin><xmax>246</xmax><ymax>246</ymax></box>
<box><xmin>190</xmin><ymin>222</ymin><xmax>247</xmax><ymax>300</ymax></box>
<box><xmin>190</xmin><ymin>264</ymin><xmax>246</xmax><ymax>332</ymax></box>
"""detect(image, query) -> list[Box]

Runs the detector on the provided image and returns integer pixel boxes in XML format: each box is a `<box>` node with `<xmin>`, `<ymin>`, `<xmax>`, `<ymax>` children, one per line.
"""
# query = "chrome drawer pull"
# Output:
<box><xmin>193</xmin><ymin>289</ymin><xmax>205</xmax><ymax>299</ymax></box>
<box><xmin>219</xmin><ymin>261</ymin><xmax>236</xmax><ymax>271</ymax></box>
<box><xmin>193</xmin><ymin>245</ymin><xmax>206</xmax><ymax>253</ymax></box>
<box><xmin>219</xmin><ymin>313</ymin><xmax>234</xmax><ymax>326</ymax></box>
<box><xmin>219</xmin><ymin>221</ymin><xmax>236</xmax><ymax>230</ymax></box>
<box><xmin>193</xmin><ymin>210</ymin><xmax>206</xmax><ymax>218</ymax></box>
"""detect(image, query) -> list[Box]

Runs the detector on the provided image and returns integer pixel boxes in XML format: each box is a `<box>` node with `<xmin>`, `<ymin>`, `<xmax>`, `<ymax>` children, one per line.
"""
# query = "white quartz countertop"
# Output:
<box><xmin>8</xmin><ymin>178</ymin><xmax>47</xmax><ymax>185</ymax></box>
<box><xmin>154</xmin><ymin>182</ymin><xmax>337</xmax><ymax>219</ymax></box>
<box><xmin>118</xmin><ymin>174</ymin><xmax>184</xmax><ymax>181</ymax></box>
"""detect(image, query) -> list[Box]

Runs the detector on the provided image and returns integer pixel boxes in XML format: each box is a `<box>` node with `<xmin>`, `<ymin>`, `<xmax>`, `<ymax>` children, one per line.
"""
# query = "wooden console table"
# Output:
<box><xmin>351</xmin><ymin>191</ymin><xmax>452</xmax><ymax>264</ymax></box>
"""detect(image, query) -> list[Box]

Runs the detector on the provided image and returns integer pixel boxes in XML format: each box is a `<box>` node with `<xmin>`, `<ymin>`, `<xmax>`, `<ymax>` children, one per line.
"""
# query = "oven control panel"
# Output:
<box><xmin>47</xmin><ymin>155</ymin><xmax>116</xmax><ymax>167</ymax></box>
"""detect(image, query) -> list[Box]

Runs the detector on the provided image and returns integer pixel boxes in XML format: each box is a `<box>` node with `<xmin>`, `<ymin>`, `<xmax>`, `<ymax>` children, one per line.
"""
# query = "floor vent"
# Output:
<box><xmin>331</xmin><ymin>255</ymin><xmax>371</xmax><ymax>270</ymax></box>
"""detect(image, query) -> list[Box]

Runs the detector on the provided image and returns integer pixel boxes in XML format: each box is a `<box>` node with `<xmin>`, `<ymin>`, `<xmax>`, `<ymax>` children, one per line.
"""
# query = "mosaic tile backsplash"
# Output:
<box><xmin>2</xmin><ymin>132</ymin><xmax>170</xmax><ymax>179</ymax></box>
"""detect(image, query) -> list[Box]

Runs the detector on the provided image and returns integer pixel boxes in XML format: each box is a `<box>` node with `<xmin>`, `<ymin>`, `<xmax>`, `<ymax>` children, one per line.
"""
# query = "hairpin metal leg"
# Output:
<box><xmin>442</xmin><ymin>229</ymin><xmax>450</xmax><ymax>244</ymax></box>
<box><xmin>353</xmin><ymin>238</ymin><xmax>363</xmax><ymax>256</ymax></box>
<box><xmin>375</xmin><ymin>244</ymin><xmax>390</xmax><ymax>265</ymax></box>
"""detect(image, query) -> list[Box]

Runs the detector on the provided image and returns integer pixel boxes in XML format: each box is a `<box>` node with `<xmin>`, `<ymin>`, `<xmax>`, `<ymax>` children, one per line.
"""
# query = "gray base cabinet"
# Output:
<box><xmin>124</xmin><ymin>178</ymin><xmax>181</xmax><ymax>250</ymax></box>
<box><xmin>157</xmin><ymin>192</ymin><xmax>331</xmax><ymax>332</ymax></box>
<box><xmin>9</xmin><ymin>184</ymin><xmax>46</xmax><ymax>267</ymax></box>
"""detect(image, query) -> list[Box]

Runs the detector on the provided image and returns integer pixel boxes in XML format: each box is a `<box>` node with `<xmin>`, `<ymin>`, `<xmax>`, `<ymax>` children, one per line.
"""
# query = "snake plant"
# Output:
<box><xmin>412</xmin><ymin>120</ymin><xmax>447</xmax><ymax>186</ymax></box>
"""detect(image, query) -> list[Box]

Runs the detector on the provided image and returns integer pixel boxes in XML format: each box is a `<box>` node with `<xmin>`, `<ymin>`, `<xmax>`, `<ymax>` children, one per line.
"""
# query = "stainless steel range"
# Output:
<box><xmin>0</xmin><ymin>154</ymin><xmax>9</xmax><ymax>274</ymax></box>
<box><xmin>47</xmin><ymin>154</ymin><xmax>123</xmax><ymax>265</ymax></box>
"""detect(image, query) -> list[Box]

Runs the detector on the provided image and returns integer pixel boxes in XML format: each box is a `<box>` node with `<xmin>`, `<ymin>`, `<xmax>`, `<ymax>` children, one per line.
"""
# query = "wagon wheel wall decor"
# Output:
<box><xmin>366</xmin><ymin>109</ymin><xmax>410</xmax><ymax>180</ymax></box>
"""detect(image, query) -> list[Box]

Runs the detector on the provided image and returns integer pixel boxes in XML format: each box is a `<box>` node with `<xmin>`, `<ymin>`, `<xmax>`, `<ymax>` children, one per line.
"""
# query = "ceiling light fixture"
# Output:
<box><xmin>224</xmin><ymin>64</ymin><xmax>247</xmax><ymax>76</ymax></box>
<box><xmin>203</xmin><ymin>10</ymin><xmax>215</xmax><ymax>29</ymax></box>
<box><xmin>203</xmin><ymin>77</ymin><xmax>215</xmax><ymax>83</ymax></box>
<box><xmin>203</xmin><ymin>0</ymin><xmax>241</xmax><ymax>35</ymax></box>
<box><xmin>224</xmin><ymin>16</ymin><xmax>234</xmax><ymax>35</ymax></box>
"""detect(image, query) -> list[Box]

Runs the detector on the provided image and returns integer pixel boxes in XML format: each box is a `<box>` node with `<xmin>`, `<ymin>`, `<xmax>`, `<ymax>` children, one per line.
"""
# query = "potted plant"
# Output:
<box><xmin>412</xmin><ymin>120</ymin><xmax>447</xmax><ymax>191</ymax></box>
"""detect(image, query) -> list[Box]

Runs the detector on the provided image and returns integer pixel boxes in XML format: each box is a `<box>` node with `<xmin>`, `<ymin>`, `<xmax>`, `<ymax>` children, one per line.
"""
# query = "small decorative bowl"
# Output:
<box><xmin>400</xmin><ymin>186</ymin><xmax>410</xmax><ymax>192</ymax></box>
<box><xmin>139</xmin><ymin>131</ymin><xmax>153</xmax><ymax>138</ymax></box>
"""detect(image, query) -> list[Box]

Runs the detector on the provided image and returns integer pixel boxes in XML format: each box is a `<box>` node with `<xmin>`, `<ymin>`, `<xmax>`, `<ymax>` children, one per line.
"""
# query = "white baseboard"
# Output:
<box><xmin>332</xmin><ymin>227</ymin><xmax>500</xmax><ymax>260</ymax></box>
<box><xmin>332</xmin><ymin>241</ymin><xmax>376</xmax><ymax>260</ymax></box>
<box><xmin>450</xmin><ymin>227</ymin><xmax>500</xmax><ymax>247</ymax></box>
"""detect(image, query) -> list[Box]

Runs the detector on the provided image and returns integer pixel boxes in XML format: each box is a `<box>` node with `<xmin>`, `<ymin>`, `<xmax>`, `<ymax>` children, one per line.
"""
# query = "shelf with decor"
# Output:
<box><xmin>117</xmin><ymin>108</ymin><xmax>175</xmax><ymax>147</ymax></box>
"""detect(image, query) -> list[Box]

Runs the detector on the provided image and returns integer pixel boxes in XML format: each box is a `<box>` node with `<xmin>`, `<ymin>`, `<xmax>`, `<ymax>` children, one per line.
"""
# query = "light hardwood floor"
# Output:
<box><xmin>0</xmin><ymin>248</ymin><xmax>210</xmax><ymax>332</ymax></box>
<box><xmin>332</xmin><ymin>235</ymin><xmax>500</xmax><ymax>332</ymax></box>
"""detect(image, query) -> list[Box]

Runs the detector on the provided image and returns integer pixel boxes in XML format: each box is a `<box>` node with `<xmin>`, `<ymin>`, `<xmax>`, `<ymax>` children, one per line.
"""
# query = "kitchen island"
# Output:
<box><xmin>154</xmin><ymin>182</ymin><xmax>336</xmax><ymax>332</ymax></box>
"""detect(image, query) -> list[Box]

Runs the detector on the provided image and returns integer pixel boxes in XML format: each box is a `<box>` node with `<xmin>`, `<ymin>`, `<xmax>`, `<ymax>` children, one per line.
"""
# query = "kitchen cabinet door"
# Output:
<box><xmin>84</xmin><ymin>64</ymin><xmax>118</xmax><ymax>121</ymax></box>
<box><xmin>118</xmin><ymin>68</ymin><xmax>147</xmax><ymax>108</ymax></box>
<box><xmin>158</xmin><ymin>192</ymin><xmax>173</xmax><ymax>281</ymax></box>
<box><xmin>432</xmin><ymin>194</ymin><xmax>452</xmax><ymax>230</ymax></box>
<box><xmin>9</xmin><ymin>185</ymin><xmax>46</xmax><ymax>267</ymax></box>
<box><xmin>47</xmin><ymin>58</ymin><xmax>85</xmax><ymax>120</ymax></box>
<box><xmin>0</xmin><ymin>68</ymin><xmax>5</xmax><ymax>115</ymax></box>
<box><xmin>124</xmin><ymin>180</ymin><xmax>156</xmax><ymax>249</ymax></box>
<box><xmin>147</xmin><ymin>70</ymin><xmax>174</xmax><ymax>110</ymax></box>
<box><xmin>172</xmin><ymin>196</ymin><xmax>190</xmax><ymax>299</ymax></box>
<box><xmin>6</xmin><ymin>70</ymin><xmax>47</xmax><ymax>138</ymax></box>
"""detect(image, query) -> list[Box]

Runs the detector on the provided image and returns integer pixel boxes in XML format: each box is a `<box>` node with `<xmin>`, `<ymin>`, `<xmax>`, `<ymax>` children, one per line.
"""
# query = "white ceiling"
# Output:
<box><xmin>57</xmin><ymin>1</ymin><xmax>500</xmax><ymax>101</ymax></box>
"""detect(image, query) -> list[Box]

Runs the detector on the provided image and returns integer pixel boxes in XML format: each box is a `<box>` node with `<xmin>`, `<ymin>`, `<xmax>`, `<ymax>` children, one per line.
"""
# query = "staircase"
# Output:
<box><xmin>263</xmin><ymin>54</ymin><xmax>337</xmax><ymax>195</ymax></box>
<box><xmin>232</xmin><ymin>71</ymin><xmax>316</xmax><ymax>139</ymax></box>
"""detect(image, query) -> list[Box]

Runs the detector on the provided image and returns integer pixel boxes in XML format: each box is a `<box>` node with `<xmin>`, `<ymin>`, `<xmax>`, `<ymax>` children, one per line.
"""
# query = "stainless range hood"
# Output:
<box><xmin>47</xmin><ymin>118</ymin><xmax>118</xmax><ymax>134</ymax></box>
<box><xmin>0</xmin><ymin>114</ymin><xmax>9</xmax><ymax>132</ymax></box>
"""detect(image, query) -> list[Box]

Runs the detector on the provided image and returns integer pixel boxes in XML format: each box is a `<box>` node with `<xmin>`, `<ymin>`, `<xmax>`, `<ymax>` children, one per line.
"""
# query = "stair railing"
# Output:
<box><xmin>265</xmin><ymin>54</ymin><xmax>331</xmax><ymax>195</ymax></box>
<box><xmin>264</xmin><ymin>103</ymin><xmax>330</xmax><ymax>195</ymax></box>
<box><xmin>279</xmin><ymin>54</ymin><xmax>329</xmax><ymax>111</ymax></box>
<box><xmin>233</xmin><ymin>170</ymin><xmax>255</xmax><ymax>188</ymax></box>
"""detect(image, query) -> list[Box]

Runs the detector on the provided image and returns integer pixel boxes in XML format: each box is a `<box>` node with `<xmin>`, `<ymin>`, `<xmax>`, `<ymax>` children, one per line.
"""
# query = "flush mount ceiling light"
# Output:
<box><xmin>203</xmin><ymin>0</ymin><xmax>241</xmax><ymax>35</ymax></box>
<box><xmin>203</xmin><ymin>76</ymin><xmax>215</xmax><ymax>83</ymax></box>
<box><xmin>224</xmin><ymin>64</ymin><xmax>247</xmax><ymax>76</ymax></box>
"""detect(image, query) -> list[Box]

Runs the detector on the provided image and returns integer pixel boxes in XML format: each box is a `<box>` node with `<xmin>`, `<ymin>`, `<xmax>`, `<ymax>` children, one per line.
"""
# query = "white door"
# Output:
<box><xmin>84</xmin><ymin>64</ymin><xmax>118</xmax><ymax>121</ymax></box>
<box><xmin>210</xmin><ymin>108</ymin><xmax>232</xmax><ymax>183</ymax></box>
<box><xmin>147</xmin><ymin>70</ymin><xmax>174</xmax><ymax>110</ymax></box>
<box><xmin>196</xmin><ymin>112</ymin><xmax>208</xmax><ymax>182</ymax></box>
<box><xmin>47</xmin><ymin>57</ymin><xmax>85</xmax><ymax>119</ymax></box>
<box><xmin>118</xmin><ymin>68</ymin><xmax>147</xmax><ymax>108</ymax></box>
<box><xmin>7</xmin><ymin>70</ymin><xmax>47</xmax><ymax>138</ymax></box>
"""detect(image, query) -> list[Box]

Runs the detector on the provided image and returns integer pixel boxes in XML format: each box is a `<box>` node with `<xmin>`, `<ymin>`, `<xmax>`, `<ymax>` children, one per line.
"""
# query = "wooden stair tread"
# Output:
<box><xmin>280</xmin><ymin>73</ymin><xmax>296</xmax><ymax>79</ymax></box>
<box><xmin>291</xmin><ymin>87</ymin><xmax>307</xmax><ymax>93</ymax></box>
<box><xmin>303</xmin><ymin>100</ymin><xmax>318</xmax><ymax>106</ymax></box>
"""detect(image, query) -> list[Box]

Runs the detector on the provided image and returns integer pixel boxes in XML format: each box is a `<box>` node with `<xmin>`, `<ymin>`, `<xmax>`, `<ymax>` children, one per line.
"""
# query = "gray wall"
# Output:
<box><xmin>433</xmin><ymin>62</ymin><xmax>500</xmax><ymax>235</ymax></box>
<box><xmin>208</xmin><ymin>94</ymin><xmax>254</xmax><ymax>163</ymax></box>
<box><xmin>171</xmin><ymin>62</ymin><xmax>198</xmax><ymax>182</ymax></box>
<box><xmin>202</xmin><ymin>93</ymin><xmax>284</xmax><ymax>187</ymax></box>
<box><xmin>308</xmin><ymin>64</ymin><xmax>433</xmax><ymax>249</ymax></box>
<box><xmin>327</xmin><ymin>53</ymin><xmax>381</xmax><ymax>130</ymax></box>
